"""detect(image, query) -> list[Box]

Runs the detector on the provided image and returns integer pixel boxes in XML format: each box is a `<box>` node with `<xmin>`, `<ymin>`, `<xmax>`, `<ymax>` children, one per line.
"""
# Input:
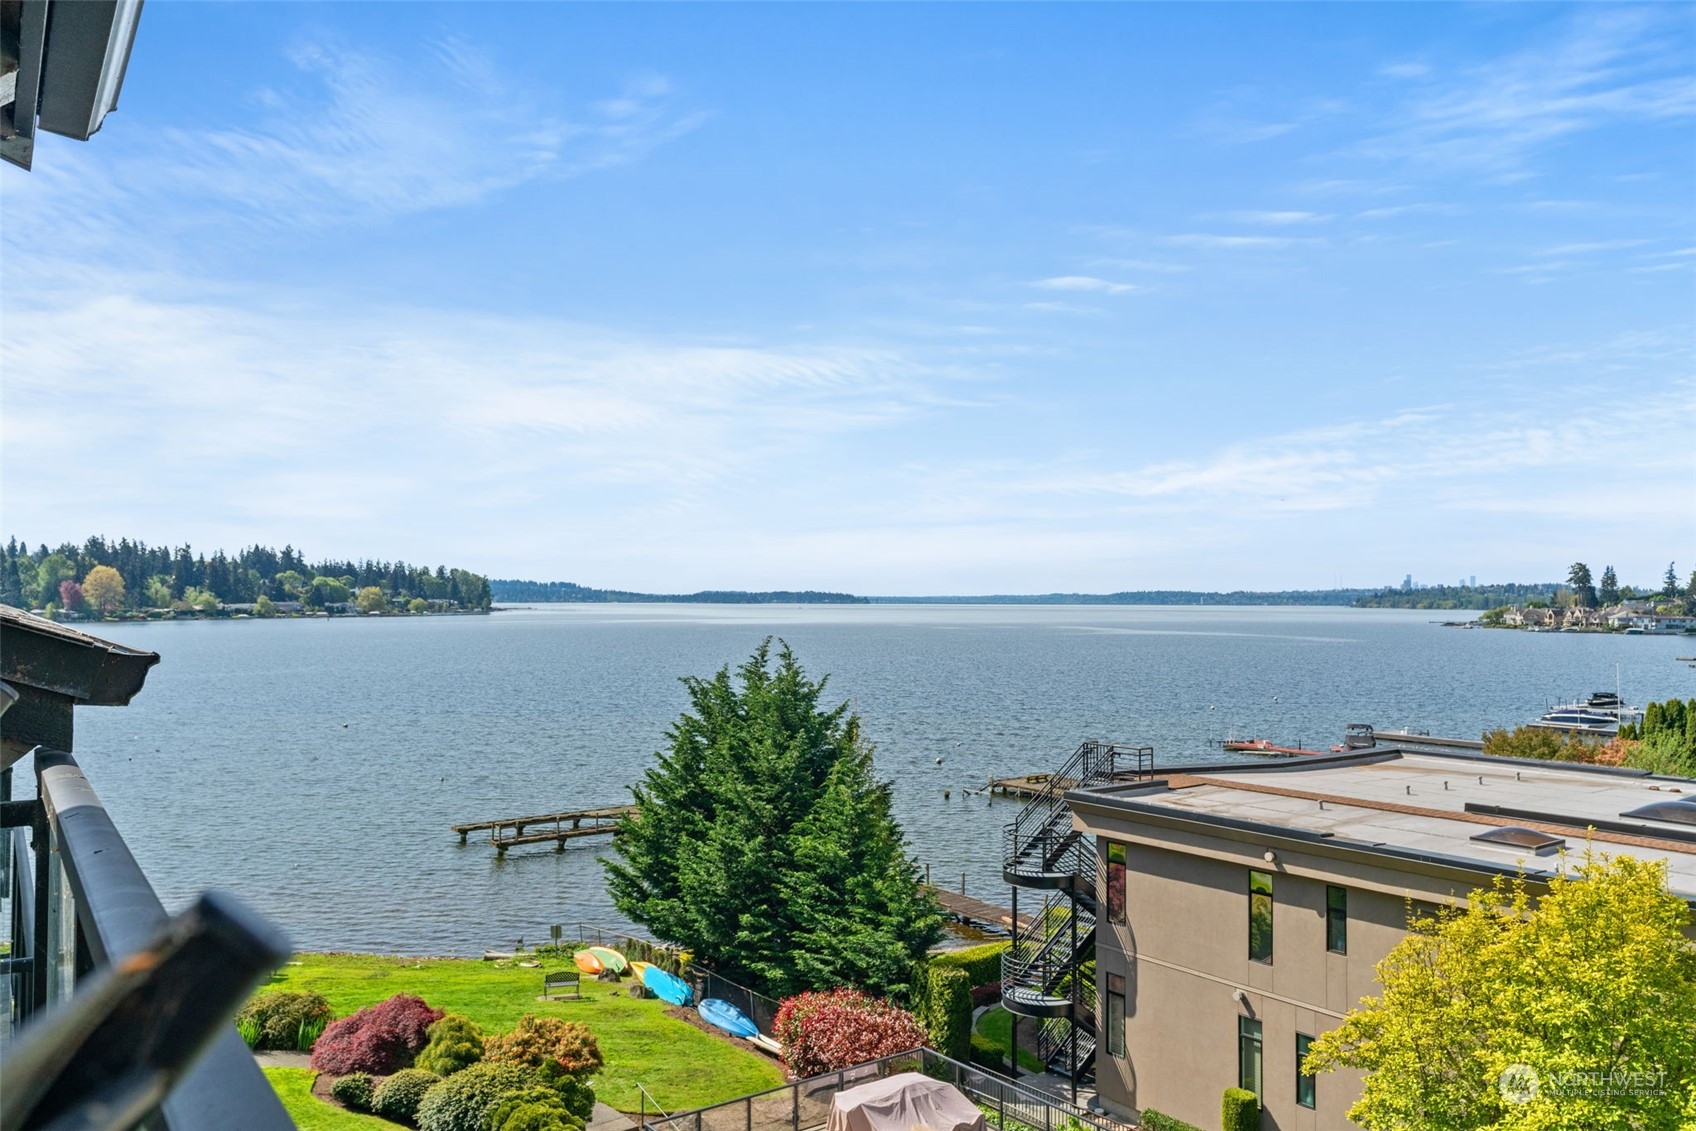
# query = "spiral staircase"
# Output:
<box><xmin>1000</xmin><ymin>739</ymin><xmax>1153</xmax><ymax>1082</ymax></box>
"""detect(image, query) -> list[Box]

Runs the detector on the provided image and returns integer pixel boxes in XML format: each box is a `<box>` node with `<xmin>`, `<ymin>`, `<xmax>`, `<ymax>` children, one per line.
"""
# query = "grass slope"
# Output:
<box><xmin>260</xmin><ymin>953</ymin><xmax>784</xmax><ymax>1112</ymax></box>
<box><xmin>263</xmin><ymin>1068</ymin><xmax>391</xmax><ymax>1130</ymax></box>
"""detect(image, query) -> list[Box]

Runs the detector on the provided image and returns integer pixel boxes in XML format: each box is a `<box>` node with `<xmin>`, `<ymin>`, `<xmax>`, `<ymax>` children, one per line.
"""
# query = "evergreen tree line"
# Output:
<box><xmin>492</xmin><ymin>579</ymin><xmax>867</xmax><ymax>604</ymax></box>
<box><xmin>1562</xmin><ymin>560</ymin><xmax>1694</xmax><ymax>610</ymax></box>
<box><xmin>1353</xmin><ymin>582</ymin><xmax>1560</xmax><ymax>611</ymax></box>
<box><xmin>0</xmin><ymin>536</ymin><xmax>491</xmax><ymax>612</ymax></box>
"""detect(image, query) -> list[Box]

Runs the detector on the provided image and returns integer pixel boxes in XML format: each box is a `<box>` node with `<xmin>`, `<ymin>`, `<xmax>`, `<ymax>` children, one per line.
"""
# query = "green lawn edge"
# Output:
<box><xmin>257</xmin><ymin>953</ymin><xmax>785</xmax><ymax>1111</ymax></box>
<box><xmin>263</xmin><ymin>1067</ymin><xmax>392</xmax><ymax>1130</ymax></box>
<box><xmin>973</xmin><ymin>1006</ymin><xmax>1047</xmax><ymax>1074</ymax></box>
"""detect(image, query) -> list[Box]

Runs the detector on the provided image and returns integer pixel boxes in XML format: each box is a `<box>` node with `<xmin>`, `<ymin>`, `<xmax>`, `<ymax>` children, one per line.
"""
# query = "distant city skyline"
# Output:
<box><xmin>3</xmin><ymin>3</ymin><xmax>1691</xmax><ymax>592</ymax></box>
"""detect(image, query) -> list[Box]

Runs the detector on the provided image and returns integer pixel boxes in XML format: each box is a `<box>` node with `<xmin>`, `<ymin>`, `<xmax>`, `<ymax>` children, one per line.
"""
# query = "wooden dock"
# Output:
<box><xmin>453</xmin><ymin>805</ymin><xmax>636</xmax><ymax>856</ymax></box>
<box><xmin>926</xmin><ymin>885</ymin><xmax>1033</xmax><ymax>933</ymax></box>
<box><xmin>977</xmin><ymin>773</ymin><xmax>1073</xmax><ymax>799</ymax></box>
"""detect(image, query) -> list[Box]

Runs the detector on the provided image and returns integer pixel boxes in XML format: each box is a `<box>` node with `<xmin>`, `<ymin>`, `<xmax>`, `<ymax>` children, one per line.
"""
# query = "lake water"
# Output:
<box><xmin>46</xmin><ymin>605</ymin><xmax>1696</xmax><ymax>955</ymax></box>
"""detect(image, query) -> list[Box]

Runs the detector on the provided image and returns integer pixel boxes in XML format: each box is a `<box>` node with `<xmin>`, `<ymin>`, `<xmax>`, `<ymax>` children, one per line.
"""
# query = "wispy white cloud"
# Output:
<box><xmin>1361</xmin><ymin>8</ymin><xmax>1696</xmax><ymax>175</ymax></box>
<box><xmin>1540</xmin><ymin>239</ymin><xmax>1651</xmax><ymax>255</ymax></box>
<box><xmin>1030</xmin><ymin>275</ymin><xmax>1140</xmax><ymax>295</ymax></box>
<box><xmin>1165</xmin><ymin>233</ymin><xmax>1317</xmax><ymax>251</ymax></box>
<box><xmin>1380</xmin><ymin>62</ymin><xmax>1431</xmax><ymax>80</ymax></box>
<box><xmin>1087</xmin><ymin>257</ymin><xmax>1191</xmax><ymax>274</ymax></box>
<box><xmin>1354</xmin><ymin>202</ymin><xmax>1461</xmax><ymax>219</ymax></box>
<box><xmin>1214</xmin><ymin>210</ymin><xmax>1332</xmax><ymax>226</ymax></box>
<box><xmin>7</xmin><ymin>38</ymin><xmax>706</xmax><ymax>257</ymax></box>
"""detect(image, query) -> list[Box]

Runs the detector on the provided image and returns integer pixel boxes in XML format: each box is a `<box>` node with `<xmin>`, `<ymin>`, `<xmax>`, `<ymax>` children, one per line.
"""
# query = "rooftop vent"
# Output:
<box><xmin>1470</xmin><ymin>826</ymin><xmax>1565</xmax><ymax>856</ymax></box>
<box><xmin>1619</xmin><ymin>799</ymin><xmax>1696</xmax><ymax>828</ymax></box>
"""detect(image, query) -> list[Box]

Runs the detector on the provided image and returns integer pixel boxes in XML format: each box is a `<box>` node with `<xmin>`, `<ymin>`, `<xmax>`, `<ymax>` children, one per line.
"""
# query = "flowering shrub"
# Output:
<box><xmin>372</xmin><ymin>1067</ymin><xmax>441</xmax><ymax>1122</ymax></box>
<box><xmin>309</xmin><ymin>993</ymin><xmax>444</xmax><ymax>1076</ymax></box>
<box><xmin>483</xmin><ymin>1016</ymin><xmax>603</xmax><ymax>1080</ymax></box>
<box><xmin>773</xmin><ymin>989</ymin><xmax>929</xmax><ymax>1077</ymax></box>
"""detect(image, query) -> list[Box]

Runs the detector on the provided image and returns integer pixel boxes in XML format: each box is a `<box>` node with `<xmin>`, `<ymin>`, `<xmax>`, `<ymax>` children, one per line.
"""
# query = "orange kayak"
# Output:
<box><xmin>572</xmin><ymin>950</ymin><xmax>605</xmax><ymax>975</ymax></box>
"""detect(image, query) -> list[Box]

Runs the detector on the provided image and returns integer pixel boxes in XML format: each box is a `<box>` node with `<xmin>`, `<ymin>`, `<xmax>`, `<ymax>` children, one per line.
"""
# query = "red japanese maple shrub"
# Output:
<box><xmin>309</xmin><ymin>993</ymin><xmax>444</xmax><ymax>1076</ymax></box>
<box><xmin>773</xmin><ymin>989</ymin><xmax>929</xmax><ymax>1078</ymax></box>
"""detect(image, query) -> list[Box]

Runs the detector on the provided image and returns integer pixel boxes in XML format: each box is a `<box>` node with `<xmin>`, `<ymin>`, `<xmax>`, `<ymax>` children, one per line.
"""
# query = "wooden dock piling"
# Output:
<box><xmin>452</xmin><ymin>805</ymin><xmax>636</xmax><ymax>855</ymax></box>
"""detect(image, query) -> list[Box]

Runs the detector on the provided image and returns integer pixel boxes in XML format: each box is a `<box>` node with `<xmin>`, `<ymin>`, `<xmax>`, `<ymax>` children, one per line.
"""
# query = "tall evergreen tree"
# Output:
<box><xmin>605</xmin><ymin>640</ymin><xmax>941</xmax><ymax>997</ymax></box>
<box><xmin>1664</xmin><ymin>561</ymin><xmax>1680</xmax><ymax>599</ymax></box>
<box><xmin>1566</xmin><ymin>562</ymin><xmax>1596</xmax><ymax>608</ymax></box>
<box><xmin>1598</xmin><ymin>565</ymin><xmax>1619</xmax><ymax>606</ymax></box>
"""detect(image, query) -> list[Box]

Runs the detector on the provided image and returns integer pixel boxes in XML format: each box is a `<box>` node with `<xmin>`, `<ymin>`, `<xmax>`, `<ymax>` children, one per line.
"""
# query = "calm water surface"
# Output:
<box><xmin>55</xmin><ymin>605</ymin><xmax>1696</xmax><ymax>955</ymax></box>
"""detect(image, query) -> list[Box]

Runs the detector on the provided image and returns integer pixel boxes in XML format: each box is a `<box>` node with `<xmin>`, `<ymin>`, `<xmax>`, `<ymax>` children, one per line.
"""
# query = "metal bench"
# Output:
<box><xmin>542</xmin><ymin>969</ymin><xmax>582</xmax><ymax>1000</ymax></box>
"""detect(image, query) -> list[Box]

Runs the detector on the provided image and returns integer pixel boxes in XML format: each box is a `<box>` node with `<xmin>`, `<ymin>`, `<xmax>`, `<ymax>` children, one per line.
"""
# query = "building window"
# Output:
<box><xmin>1106</xmin><ymin>841</ymin><xmax>1127</xmax><ymax>924</ymax></box>
<box><xmin>1326</xmin><ymin>885</ymin><xmax>1347</xmax><ymax>954</ymax></box>
<box><xmin>1238</xmin><ymin>1016</ymin><xmax>1263</xmax><ymax>1102</ymax></box>
<box><xmin>1296</xmin><ymin>1033</ymin><xmax>1316</xmax><ymax>1108</ymax></box>
<box><xmin>1106</xmin><ymin>972</ymin><xmax>1126</xmax><ymax>1057</ymax></box>
<box><xmin>1249</xmin><ymin>870</ymin><xmax>1273</xmax><ymax>963</ymax></box>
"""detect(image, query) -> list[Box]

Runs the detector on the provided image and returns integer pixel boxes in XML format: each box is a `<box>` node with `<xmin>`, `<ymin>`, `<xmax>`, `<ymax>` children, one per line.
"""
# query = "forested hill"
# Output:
<box><xmin>2</xmin><ymin>537</ymin><xmax>491</xmax><ymax>612</ymax></box>
<box><xmin>491</xmin><ymin>580</ymin><xmax>868</xmax><ymax>604</ymax></box>
<box><xmin>869</xmin><ymin>589</ymin><xmax>1378</xmax><ymax>605</ymax></box>
<box><xmin>494</xmin><ymin>583</ymin><xmax>1379</xmax><ymax>605</ymax></box>
<box><xmin>1352</xmin><ymin>583</ymin><xmax>1560</xmax><ymax>610</ymax></box>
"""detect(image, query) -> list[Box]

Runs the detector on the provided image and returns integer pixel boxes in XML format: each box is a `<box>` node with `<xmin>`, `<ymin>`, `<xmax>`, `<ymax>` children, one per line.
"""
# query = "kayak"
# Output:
<box><xmin>628</xmin><ymin>960</ymin><xmax>652</xmax><ymax>981</ymax></box>
<box><xmin>572</xmin><ymin>950</ymin><xmax>604</xmax><ymax>975</ymax></box>
<box><xmin>640</xmin><ymin>963</ymin><xmax>693</xmax><ymax>1007</ymax></box>
<box><xmin>698</xmin><ymin>997</ymin><xmax>758</xmax><ymax>1039</ymax></box>
<box><xmin>586</xmin><ymin>946</ymin><xmax>628</xmax><ymax>974</ymax></box>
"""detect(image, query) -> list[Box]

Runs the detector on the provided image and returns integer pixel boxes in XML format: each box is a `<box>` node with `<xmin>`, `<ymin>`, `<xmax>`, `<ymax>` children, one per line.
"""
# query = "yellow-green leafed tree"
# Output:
<box><xmin>81</xmin><ymin>565</ymin><xmax>127</xmax><ymax>613</ymax></box>
<box><xmin>356</xmin><ymin>585</ymin><xmax>388</xmax><ymax>613</ymax></box>
<box><xmin>1305</xmin><ymin>852</ymin><xmax>1696</xmax><ymax>1131</ymax></box>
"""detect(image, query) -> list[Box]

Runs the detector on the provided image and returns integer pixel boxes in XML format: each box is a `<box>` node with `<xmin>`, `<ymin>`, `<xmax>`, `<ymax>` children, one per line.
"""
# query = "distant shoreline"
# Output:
<box><xmin>489</xmin><ymin>578</ymin><xmax>1564</xmax><ymax>609</ymax></box>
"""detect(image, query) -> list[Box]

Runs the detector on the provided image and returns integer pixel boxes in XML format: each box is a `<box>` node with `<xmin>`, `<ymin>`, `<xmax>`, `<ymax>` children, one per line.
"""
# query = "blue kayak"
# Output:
<box><xmin>640</xmin><ymin>964</ymin><xmax>694</xmax><ymax>1007</ymax></box>
<box><xmin>698</xmin><ymin>997</ymin><xmax>759</xmax><ymax>1039</ymax></box>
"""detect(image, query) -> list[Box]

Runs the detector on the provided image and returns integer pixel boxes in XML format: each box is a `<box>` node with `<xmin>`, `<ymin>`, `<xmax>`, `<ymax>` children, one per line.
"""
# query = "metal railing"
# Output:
<box><xmin>637</xmin><ymin>1046</ymin><xmax>1129</xmax><ymax>1131</ymax></box>
<box><xmin>1</xmin><ymin>749</ymin><xmax>292</xmax><ymax>1130</ymax></box>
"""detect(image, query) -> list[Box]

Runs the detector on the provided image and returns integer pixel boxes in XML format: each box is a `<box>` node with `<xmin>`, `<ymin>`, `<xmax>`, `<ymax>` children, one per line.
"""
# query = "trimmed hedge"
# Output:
<box><xmin>910</xmin><ymin>943</ymin><xmax>1007</xmax><ymax>1062</ymax></box>
<box><xmin>329</xmin><ymin>1072</ymin><xmax>374</xmax><ymax>1112</ymax></box>
<box><xmin>928</xmin><ymin>941</ymin><xmax>1007</xmax><ymax>987</ymax></box>
<box><xmin>1221</xmin><ymin>1087</ymin><xmax>1259</xmax><ymax>1131</ymax></box>
<box><xmin>1140</xmin><ymin>1113</ymin><xmax>1205</xmax><ymax>1131</ymax></box>
<box><xmin>373</xmin><ymin>1067</ymin><xmax>440</xmax><ymax>1122</ymax></box>
<box><xmin>915</xmin><ymin>965</ymin><xmax>972</xmax><ymax>1061</ymax></box>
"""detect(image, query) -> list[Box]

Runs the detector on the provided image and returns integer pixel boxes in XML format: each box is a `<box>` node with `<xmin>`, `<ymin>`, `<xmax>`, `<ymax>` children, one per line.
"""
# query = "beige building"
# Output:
<box><xmin>1062</xmin><ymin>747</ymin><xmax>1696</xmax><ymax>1130</ymax></box>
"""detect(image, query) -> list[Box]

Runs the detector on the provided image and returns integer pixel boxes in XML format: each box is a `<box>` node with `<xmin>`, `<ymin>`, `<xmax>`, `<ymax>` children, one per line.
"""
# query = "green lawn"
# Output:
<box><xmin>258</xmin><ymin>952</ymin><xmax>784</xmax><ymax>1114</ymax></box>
<box><xmin>263</xmin><ymin>1068</ymin><xmax>392</xmax><ymax>1130</ymax></box>
<box><xmin>973</xmin><ymin>1006</ymin><xmax>1046</xmax><ymax>1074</ymax></box>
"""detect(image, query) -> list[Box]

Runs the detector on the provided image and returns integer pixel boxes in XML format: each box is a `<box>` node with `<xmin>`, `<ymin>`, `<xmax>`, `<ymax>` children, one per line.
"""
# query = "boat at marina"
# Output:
<box><xmin>1528</xmin><ymin>692</ymin><xmax>1643</xmax><ymax>736</ymax></box>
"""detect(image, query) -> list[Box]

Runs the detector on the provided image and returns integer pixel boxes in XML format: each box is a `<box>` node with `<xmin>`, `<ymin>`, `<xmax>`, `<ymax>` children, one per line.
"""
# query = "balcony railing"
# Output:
<box><xmin>637</xmin><ymin>1046</ymin><xmax>1130</xmax><ymax>1131</ymax></box>
<box><xmin>2</xmin><ymin>606</ymin><xmax>293</xmax><ymax>1131</ymax></box>
<box><xmin>2</xmin><ymin>748</ymin><xmax>293</xmax><ymax>1129</ymax></box>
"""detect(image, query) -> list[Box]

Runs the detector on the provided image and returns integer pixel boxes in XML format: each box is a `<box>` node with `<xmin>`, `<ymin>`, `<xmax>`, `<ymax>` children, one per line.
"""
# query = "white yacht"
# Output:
<box><xmin>1529</xmin><ymin>692</ymin><xmax>1643</xmax><ymax>736</ymax></box>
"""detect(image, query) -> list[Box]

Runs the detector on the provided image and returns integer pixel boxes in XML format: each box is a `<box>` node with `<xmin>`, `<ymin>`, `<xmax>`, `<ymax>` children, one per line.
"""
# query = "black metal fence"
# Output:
<box><xmin>638</xmin><ymin>1047</ymin><xmax>1127</xmax><ymax>1131</ymax></box>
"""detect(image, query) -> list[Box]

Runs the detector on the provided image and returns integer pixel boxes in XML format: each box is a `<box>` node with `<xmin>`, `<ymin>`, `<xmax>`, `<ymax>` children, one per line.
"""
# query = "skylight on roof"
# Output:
<box><xmin>1470</xmin><ymin>826</ymin><xmax>1565</xmax><ymax>856</ymax></box>
<box><xmin>1620</xmin><ymin>799</ymin><xmax>1696</xmax><ymax>828</ymax></box>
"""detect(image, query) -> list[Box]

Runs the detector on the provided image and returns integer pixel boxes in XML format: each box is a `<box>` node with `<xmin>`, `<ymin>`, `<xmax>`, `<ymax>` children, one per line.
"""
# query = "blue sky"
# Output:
<box><xmin>3</xmin><ymin>3</ymin><xmax>1692</xmax><ymax>593</ymax></box>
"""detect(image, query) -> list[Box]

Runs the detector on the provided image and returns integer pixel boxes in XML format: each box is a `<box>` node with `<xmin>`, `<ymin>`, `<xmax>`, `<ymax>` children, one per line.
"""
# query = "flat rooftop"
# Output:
<box><xmin>1071</xmin><ymin>748</ymin><xmax>1696</xmax><ymax>901</ymax></box>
